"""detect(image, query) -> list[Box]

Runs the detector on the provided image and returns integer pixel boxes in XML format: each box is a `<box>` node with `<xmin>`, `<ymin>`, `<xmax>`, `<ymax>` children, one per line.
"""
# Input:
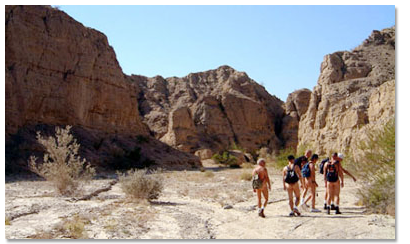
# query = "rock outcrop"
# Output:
<box><xmin>132</xmin><ymin>66</ymin><xmax>285</xmax><ymax>155</ymax></box>
<box><xmin>281</xmin><ymin>89</ymin><xmax>312</xmax><ymax>149</ymax></box>
<box><xmin>298</xmin><ymin>27</ymin><xmax>395</xmax><ymax>154</ymax></box>
<box><xmin>5</xmin><ymin>5</ymin><xmax>200</xmax><ymax>173</ymax></box>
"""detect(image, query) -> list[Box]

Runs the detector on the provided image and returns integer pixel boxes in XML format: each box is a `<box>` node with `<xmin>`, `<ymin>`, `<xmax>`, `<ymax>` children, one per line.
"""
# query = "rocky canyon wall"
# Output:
<box><xmin>298</xmin><ymin>27</ymin><xmax>395</xmax><ymax>154</ymax></box>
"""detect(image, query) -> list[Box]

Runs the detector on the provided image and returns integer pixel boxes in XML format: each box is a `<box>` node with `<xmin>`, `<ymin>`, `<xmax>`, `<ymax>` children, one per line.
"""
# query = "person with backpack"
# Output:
<box><xmin>294</xmin><ymin>149</ymin><xmax>312</xmax><ymax>190</ymax></box>
<box><xmin>324</xmin><ymin>153</ymin><xmax>344</xmax><ymax>214</ymax></box>
<box><xmin>252</xmin><ymin>158</ymin><xmax>271</xmax><ymax>218</ymax></box>
<box><xmin>283</xmin><ymin>155</ymin><xmax>305</xmax><ymax>216</ymax></box>
<box><xmin>320</xmin><ymin>153</ymin><xmax>357</xmax><ymax>210</ymax></box>
<box><xmin>301</xmin><ymin>154</ymin><xmax>321</xmax><ymax>212</ymax></box>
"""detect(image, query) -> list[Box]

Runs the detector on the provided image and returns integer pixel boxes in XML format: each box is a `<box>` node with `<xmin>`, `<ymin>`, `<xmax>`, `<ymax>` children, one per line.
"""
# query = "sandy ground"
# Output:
<box><xmin>5</xmin><ymin>162</ymin><xmax>395</xmax><ymax>239</ymax></box>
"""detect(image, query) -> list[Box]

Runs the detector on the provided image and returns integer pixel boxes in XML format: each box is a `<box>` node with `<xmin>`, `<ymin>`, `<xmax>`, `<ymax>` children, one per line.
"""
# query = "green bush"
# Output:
<box><xmin>273</xmin><ymin>147</ymin><xmax>296</xmax><ymax>169</ymax></box>
<box><xmin>350</xmin><ymin>119</ymin><xmax>395</xmax><ymax>216</ymax></box>
<box><xmin>212</xmin><ymin>151</ymin><xmax>239</xmax><ymax>168</ymax></box>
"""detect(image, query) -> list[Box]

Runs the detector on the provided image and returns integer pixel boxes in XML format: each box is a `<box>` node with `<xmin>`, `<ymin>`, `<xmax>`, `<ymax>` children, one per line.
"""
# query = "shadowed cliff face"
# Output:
<box><xmin>5</xmin><ymin>5</ymin><xmax>201</xmax><ymax>173</ymax></box>
<box><xmin>132</xmin><ymin>66</ymin><xmax>286</xmax><ymax>154</ymax></box>
<box><xmin>298</xmin><ymin>27</ymin><xmax>395</xmax><ymax>154</ymax></box>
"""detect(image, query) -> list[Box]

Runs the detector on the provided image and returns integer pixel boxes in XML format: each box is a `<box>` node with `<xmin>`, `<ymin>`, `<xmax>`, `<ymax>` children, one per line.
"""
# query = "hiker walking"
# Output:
<box><xmin>283</xmin><ymin>155</ymin><xmax>304</xmax><ymax>216</ymax></box>
<box><xmin>252</xmin><ymin>158</ymin><xmax>271</xmax><ymax>218</ymax></box>
<box><xmin>294</xmin><ymin>149</ymin><xmax>312</xmax><ymax>190</ymax></box>
<box><xmin>301</xmin><ymin>154</ymin><xmax>321</xmax><ymax>212</ymax></box>
<box><xmin>324</xmin><ymin>153</ymin><xmax>344</xmax><ymax>214</ymax></box>
<box><xmin>319</xmin><ymin>152</ymin><xmax>356</xmax><ymax>210</ymax></box>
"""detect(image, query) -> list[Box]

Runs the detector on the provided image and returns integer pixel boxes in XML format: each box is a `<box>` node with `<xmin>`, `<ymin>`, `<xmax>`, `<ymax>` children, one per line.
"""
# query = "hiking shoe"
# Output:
<box><xmin>310</xmin><ymin>208</ymin><xmax>321</xmax><ymax>213</ymax></box>
<box><xmin>260</xmin><ymin>209</ymin><xmax>266</xmax><ymax>218</ymax></box>
<box><xmin>289</xmin><ymin>211</ymin><xmax>295</xmax><ymax>217</ymax></box>
<box><xmin>335</xmin><ymin>206</ymin><xmax>342</xmax><ymax>214</ymax></box>
<box><xmin>327</xmin><ymin>206</ymin><xmax>331</xmax><ymax>215</ymax></box>
<box><xmin>293</xmin><ymin>207</ymin><xmax>301</xmax><ymax>216</ymax></box>
<box><xmin>330</xmin><ymin>204</ymin><xmax>336</xmax><ymax>210</ymax></box>
<box><xmin>324</xmin><ymin>203</ymin><xmax>327</xmax><ymax>210</ymax></box>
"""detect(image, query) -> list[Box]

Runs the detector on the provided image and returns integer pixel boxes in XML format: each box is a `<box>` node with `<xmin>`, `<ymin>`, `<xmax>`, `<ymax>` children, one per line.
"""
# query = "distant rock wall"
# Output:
<box><xmin>132</xmin><ymin>66</ymin><xmax>285</xmax><ymax>155</ymax></box>
<box><xmin>298</xmin><ymin>27</ymin><xmax>395</xmax><ymax>154</ymax></box>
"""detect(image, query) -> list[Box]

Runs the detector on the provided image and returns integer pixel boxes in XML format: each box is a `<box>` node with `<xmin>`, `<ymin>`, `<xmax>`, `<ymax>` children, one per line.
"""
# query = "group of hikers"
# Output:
<box><xmin>252</xmin><ymin>149</ymin><xmax>357</xmax><ymax>218</ymax></box>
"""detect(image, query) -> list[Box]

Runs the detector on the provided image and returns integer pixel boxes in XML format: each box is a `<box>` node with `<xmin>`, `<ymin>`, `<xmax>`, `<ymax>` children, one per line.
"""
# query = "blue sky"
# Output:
<box><xmin>58</xmin><ymin>5</ymin><xmax>395</xmax><ymax>101</ymax></box>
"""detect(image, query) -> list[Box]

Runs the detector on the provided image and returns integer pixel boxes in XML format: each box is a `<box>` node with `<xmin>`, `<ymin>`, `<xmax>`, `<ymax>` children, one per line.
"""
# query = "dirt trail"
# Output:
<box><xmin>5</xmin><ymin>167</ymin><xmax>395</xmax><ymax>239</ymax></box>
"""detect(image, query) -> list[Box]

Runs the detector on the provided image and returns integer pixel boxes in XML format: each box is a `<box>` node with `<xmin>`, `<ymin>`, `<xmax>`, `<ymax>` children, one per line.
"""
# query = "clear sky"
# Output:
<box><xmin>58</xmin><ymin>5</ymin><xmax>395</xmax><ymax>101</ymax></box>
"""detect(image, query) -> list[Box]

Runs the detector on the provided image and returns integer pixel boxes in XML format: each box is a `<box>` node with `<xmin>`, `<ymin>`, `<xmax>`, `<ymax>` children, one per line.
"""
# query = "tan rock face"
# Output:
<box><xmin>298</xmin><ymin>27</ymin><xmax>395</xmax><ymax>154</ymax></box>
<box><xmin>281</xmin><ymin>89</ymin><xmax>312</xmax><ymax>149</ymax></box>
<box><xmin>5</xmin><ymin>5</ymin><xmax>200</xmax><ymax>172</ymax></box>
<box><xmin>5</xmin><ymin>5</ymin><xmax>148</xmax><ymax>136</ymax></box>
<box><xmin>134</xmin><ymin>65</ymin><xmax>285</xmax><ymax>154</ymax></box>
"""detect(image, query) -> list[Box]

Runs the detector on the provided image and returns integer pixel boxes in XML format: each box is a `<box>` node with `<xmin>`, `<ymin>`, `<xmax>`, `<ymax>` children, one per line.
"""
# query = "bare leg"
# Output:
<box><xmin>326</xmin><ymin>184</ymin><xmax>332</xmax><ymax>205</ymax></box>
<box><xmin>286</xmin><ymin>184</ymin><xmax>294</xmax><ymax>211</ymax></box>
<box><xmin>335</xmin><ymin>182</ymin><xmax>341</xmax><ymax>206</ymax></box>
<box><xmin>294</xmin><ymin>184</ymin><xmax>301</xmax><ymax>207</ymax></box>
<box><xmin>257</xmin><ymin>189</ymin><xmax>262</xmax><ymax>209</ymax></box>
<box><xmin>311</xmin><ymin>185</ymin><xmax>316</xmax><ymax>209</ymax></box>
<box><xmin>262</xmin><ymin>187</ymin><xmax>269</xmax><ymax>208</ymax></box>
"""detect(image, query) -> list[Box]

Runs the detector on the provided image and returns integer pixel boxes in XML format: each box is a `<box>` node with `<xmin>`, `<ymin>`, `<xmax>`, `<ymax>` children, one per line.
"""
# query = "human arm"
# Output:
<box><xmin>341</xmin><ymin>167</ymin><xmax>357</xmax><ymax>182</ymax></box>
<box><xmin>265</xmin><ymin>168</ymin><xmax>271</xmax><ymax>191</ymax></box>
<box><xmin>338</xmin><ymin>164</ymin><xmax>344</xmax><ymax>188</ymax></box>
<box><xmin>282</xmin><ymin>167</ymin><xmax>287</xmax><ymax>191</ymax></box>
<box><xmin>296</xmin><ymin>166</ymin><xmax>305</xmax><ymax>189</ymax></box>
<box><xmin>324</xmin><ymin>163</ymin><xmax>328</xmax><ymax>188</ymax></box>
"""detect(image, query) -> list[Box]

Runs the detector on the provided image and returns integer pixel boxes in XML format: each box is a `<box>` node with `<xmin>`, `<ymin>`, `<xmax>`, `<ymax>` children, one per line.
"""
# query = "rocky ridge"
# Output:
<box><xmin>132</xmin><ymin>66</ymin><xmax>286</xmax><ymax>155</ymax></box>
<box><xmin>298</xmin><ymin>27</ymin><xmax>395</xmax><ymax>154</ymax></box>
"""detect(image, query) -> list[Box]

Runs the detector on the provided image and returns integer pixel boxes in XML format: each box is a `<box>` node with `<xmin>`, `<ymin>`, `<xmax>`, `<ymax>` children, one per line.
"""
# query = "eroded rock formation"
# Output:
<box><xmin>298</xmin><ymin>27</ymin><xmax>395</xmax><ymax>154</ymax></box>
<box><xmin>132</xmin><ymin>66</ymin><xmax>285</xmax><ymax>155</ymax></box>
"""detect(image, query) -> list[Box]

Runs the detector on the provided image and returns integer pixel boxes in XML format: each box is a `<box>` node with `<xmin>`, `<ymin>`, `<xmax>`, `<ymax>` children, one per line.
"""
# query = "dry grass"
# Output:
<box><xmin>240</xmin><ymin>172</ymin><xmax>253</xmax><ymax>181</ymax></box>
<box><xmin>118</xmin><ymin>169</ymin><xmax>164</xmax><ymax>201</ymax></box>
<box><xmin>5</xmin><ymin>217</ymin><xmax>11</xmax><ymax>226</ymax></box>
<box><xmin>203</xmin><ymin>171</ymin><xmax>214</xmax><ymax>178</ymax></box>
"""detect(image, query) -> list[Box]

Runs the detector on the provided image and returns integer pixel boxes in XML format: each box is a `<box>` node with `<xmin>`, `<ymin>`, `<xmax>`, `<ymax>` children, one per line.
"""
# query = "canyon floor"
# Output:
<box><xmin>5</xmin><ymin>160</ymin><xmax>395</xmax><ymax>239</ymax></box>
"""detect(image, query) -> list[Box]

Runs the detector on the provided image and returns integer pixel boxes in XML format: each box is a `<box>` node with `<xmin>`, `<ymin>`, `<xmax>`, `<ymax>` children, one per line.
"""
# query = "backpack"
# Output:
<box><xmin>284</xmin><ymin>166</ymin><xmax>299</xmax><ymax>184</ymax></box>
<box><xmin>302</xmin><ymin>162</ymin><xmax>311</xmax><ymax>178</ymax></box>
<box><xmin>294</xmin><ymin>156</ymin><xmax>307</xmax><ymax>169</ymax></box>
<box><xmin>319</xmin><ymin>157</ymin><xmax>329</xmax><ymax>174</ymax></box>
<box><xmin>326</xmin><ymin>162</ymin><xmax>339</xmax><ymax>182</ymax></box>
<box><xmin>252</xmin><ymin>174</ymin><xmax>263</xmax><ymax>189</ymax></box>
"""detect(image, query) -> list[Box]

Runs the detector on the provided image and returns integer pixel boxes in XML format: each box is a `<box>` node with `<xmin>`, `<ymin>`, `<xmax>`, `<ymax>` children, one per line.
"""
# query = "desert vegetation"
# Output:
<box><xmin>349</xmin><ymin>119</ymin><xmax>395</xmax><ymax>216</ymax></box>
<box><xmin>212</xmin><ymin>151</ymin><xmax>239</xmax><ymax>168</ymax></box>
<box><xmin>28</xmin><ymin>126</ymin><xmax>95</xmax><ymax>196</ymax></box>
<box><xmin>118</xmin><ymin>169</ymin><xmax>164</xmax><ymax>201</ymax></box>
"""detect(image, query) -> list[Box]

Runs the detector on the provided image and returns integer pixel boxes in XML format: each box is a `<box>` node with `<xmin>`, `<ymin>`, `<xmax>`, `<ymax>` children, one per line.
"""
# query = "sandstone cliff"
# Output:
<box><xmin>5</xmin><ymin>5</ymin><xmax>200</xmax><ymax>173</ymax></box>
<box><xmin>298</xmin><ymin>27</ymin><xmax>395</xmax><ymax>154</ymax></box>
<box><xmin>281</xmin><ymin>89</ymin><xmax>312</xmax><ymax>149</ymax></box>
<box><xmin>132</xmin><ymin>66</ymin><xmax>285</xmax><ymax>156</ymax></box>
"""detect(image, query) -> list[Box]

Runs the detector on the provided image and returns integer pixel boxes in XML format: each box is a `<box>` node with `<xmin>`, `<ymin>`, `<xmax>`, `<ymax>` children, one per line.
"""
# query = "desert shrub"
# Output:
<box><xmin>273</xmin><ymin>147</ymin><xmax>296</xmax><ymax>169</ymax></box>
<box><xmin>212</xmin><ymin>151</ymin><xmax>239</xmax><ymax>168</ymax></box>
<box><xmin>57</xmin><ymin>215</ymin><xmax>90</xmax><ymax>239</ymax></box>
<box><xmin>230</xmin><ymin>142</ymin><xmax>245</xmax><ymax>152</ymax></box>
<box><xmin>350</xmin><ymin>119</ymin><xmax>395</xmax><ymax>216</ymax></box>
<box><xmin>203</xmin><ymin>170</ymin><xmax>214</xmax><ymax>178</ymax></box>
<box><xmin>240</xmin><ymin>172</ymin><xmax>253</xmax><ymax>181</ymax></box>
<box><xmin>28</xmin><ymin>126</ymin><xmax>95</xmax><ymax>196</ymax></box>
<box><xmin>118</xmin><ymin>169</ymin><xmax>163</xmax><ymax>201</ymax></box>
